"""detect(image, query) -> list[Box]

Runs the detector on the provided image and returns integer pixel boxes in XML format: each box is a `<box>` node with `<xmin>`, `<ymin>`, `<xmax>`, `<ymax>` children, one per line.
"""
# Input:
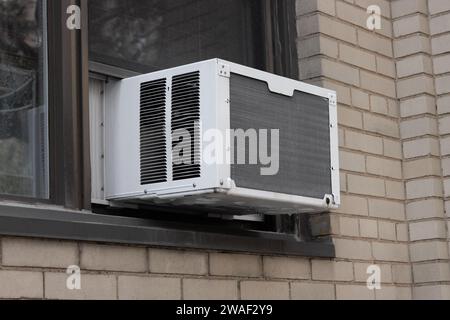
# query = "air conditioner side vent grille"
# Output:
<box><xmin>171</xmin><ymin>71</ymin><xmax>201</xmax><ymax>181</ymax></box>
<box><xmin>139</xmin><ymin>78</ymin><xmax>167</xmax><ymax>185</ymax></box>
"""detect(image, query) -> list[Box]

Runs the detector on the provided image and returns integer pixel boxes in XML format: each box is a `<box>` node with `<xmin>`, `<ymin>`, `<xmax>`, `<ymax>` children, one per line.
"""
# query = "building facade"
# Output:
<box><xmin>0</xmin><ymin>0</ymin><xmax>449</xmax><ymax>300</ymax></box>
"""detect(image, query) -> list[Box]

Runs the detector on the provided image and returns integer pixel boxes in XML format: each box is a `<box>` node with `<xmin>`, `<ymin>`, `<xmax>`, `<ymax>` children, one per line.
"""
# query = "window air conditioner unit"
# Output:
<box><xmin>105</xmin><ymin>59</ymin><xmax>340</xmax><ymax>215</ymax></box>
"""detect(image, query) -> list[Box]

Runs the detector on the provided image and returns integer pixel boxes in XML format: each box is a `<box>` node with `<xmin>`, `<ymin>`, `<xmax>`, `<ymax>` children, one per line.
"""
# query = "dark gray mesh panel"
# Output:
<box><xmin>230</xmin><ymin>74</ymin><xmax>332</xmax><ymax>199</ymax></box>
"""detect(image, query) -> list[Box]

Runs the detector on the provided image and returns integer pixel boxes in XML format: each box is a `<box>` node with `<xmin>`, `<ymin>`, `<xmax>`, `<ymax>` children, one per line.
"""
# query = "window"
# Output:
<box><xmin>0</xmin><ymin>0</ymin><xmax>48</xmax><ymax>199</ymax></box>
<box><xmin>87</xmin><ymin>0</ymin><xmax>305</xmax><ymax>237</ymax></box>
<box><xmin>0</xmin><ymin>0</ymin><xmax>334</xmax><ymax>258</ymax></box>
<box><xmin>88</xmin><ymin>0</ymin><xmax>298</xmax><ymax>78</ymax></box>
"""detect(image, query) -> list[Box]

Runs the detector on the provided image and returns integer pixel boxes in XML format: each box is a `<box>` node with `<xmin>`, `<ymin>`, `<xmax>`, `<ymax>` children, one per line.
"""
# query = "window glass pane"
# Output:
<box><xmin>0</xmin><ymin>0</ymin><xmax>49</xmax><ymax>198</ymax></box>
<box><xmin>89</xmin><ymin>0</ymin><xmax>265</xmax><ymax>73</ymax></box>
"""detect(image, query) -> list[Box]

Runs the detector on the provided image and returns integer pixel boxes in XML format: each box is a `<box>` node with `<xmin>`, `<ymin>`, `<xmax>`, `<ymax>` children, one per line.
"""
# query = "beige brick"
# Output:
<box><xmin>340</xmin><ymin>150</ymin><xmax>365</xmax><ymax>173</ymax></box>
<box><xmin>339</xmin><ymin>217</ymin><xmax>360</xmax><ymax>237</ymax></box>
<box><xmin>397</xmin><ymin>76</ymin><xmax>435</xmax><ymax>99</ymax></box>
<box><xmin>400</xmin><ymin>117</ymin><xmax>438</xmax><ymax>139</ymax></box>
<box><xmin>345</xmin><ymin>130</ymin><xmax>383</xmax><ymax>155</ymax></box>
<box><xmin>392</xmin><ymin>264</ymin><xmax>412</xmax><ymax>284</ymax></box>
<box><xmin>428</xmin><ymin>0</ymin><xmax>450</xmax><ymax>15</ymax></box>
<box><xmin>338</xmin><ymin>106</ymin><xmax>363</xmax><ymax>129</ymax></box>
<box><xmin>375</xmin><ymin>286</ymin><xmax>412</xmax><ymax>300</ymax></box>
<box><xmin>403</xmin><ymin>137</ymin><xmax>440</xmax><ymax>159</ymax></box>
<box><xmin>376</xmin><ymin>56</ymin><xmax>396</xmax><ymax>78</ymax></box>
<box><xmin>80</xmin><ymin>244</ymin><xmax>147</xmax><ymax>272</ymax></box>
<box><xmin>240</xmin><ymin>281</ymin><xmax>289</xmax><ymax>300</ymax></box>
<box><xmin>397</xmin><ymin>54</ymin><xmax>433</xmax><ymax>78</ymax></box>
<box><xmin>2</xmin><ymin>237</ymin><xmax>78</xmax><ymax>268</ymax></box>
<box><xmin>433</xmin><ymin>54</ymin><xmax>450</xmax><ymax>75</ymax></box>
<box><xmin>413</xmin><ymin>285</ymin><xmax>450</xmax><ymax>300</ymax></box>
<box><xmin>378</xmin><ymin>221</ymin><xmax>397</xmax><ymax>241</ymax></box>
<box><xmin>393</xmin><ymin>14</ymin><xmax>429</xmax><ymax>37</ymax></box>
<box><xmin>388</xmin><ymin>99</ymin><xmax>399</xmax><ymax>117</ymax></box>
<box><xmin>340</xmin><ymin>128</ymin><xmax>346</xmax><ymax>146</ymax></box>
<box><xmin>368</xmin><ymin>199</ymin><xmax>405</xmax><ymax>220</ymax></box>
<box><xmin>0</xmin><ymin>271</ymin><xmax>43</xmax><ymax>299</ymax></box>
<box><xmin>391</xmin><ymin>0</ymin><xmax>427</xmax><ymax>18</ymax></box>
<box><xmin>209</xmin><ymin>253</ymin><xmax>262</xmax><ymax>277</ymax></box>
<box><xmin>432</xmin><ymin>33</ymin><xmax>450</xmax><ymax>55</ymax></box>
<box><xmin>348</xmin><ymin>174</ymin><xmax>385</xmax><ymax>197</ymax></box>
<box><xmin>118</xmin><ymin>276</ymin><xmax>181</xmax><ymax>300</ymax></box>
<box><xmin>403</xmin><ymin>158</ymin><xmax>441</xmax><ymax>179</ymax></box>
<box><xmin>351</xmin><ymin>88</ymin><xmax>370</xmax><ymax>110</ymax></box>
<box><xmin>298</xmin><ymin>14</ymin><xmax>357</xmax><ymax>44</ymax></box>
<box><xmin>360</xmin><ymin>71</ymin><xmax>396</xmax><ymax>98</ymax></box>
<box><xmin>370</xmin><ymin>95</ymin><xmax>388</xmax><ymax>115</ymax></box>
<box><xmin>406</xmin><ymin>178</ymin><xmax>443</xmax><ymax>199</ymax></box>
<box><xmin>406</xmin><ymin>199</ymin><xmax>445</xmax><ymax>220</ymax></box>
<box><xmin>354</xmin><ymin>263</ymin><xmax>392</xmax><ymax>283</ymax></box>
<box><xmin>359</xmin><ymin>219</ymin><xmax>378</xmax><ymax>238</ymax></box>
<box><xmin>385</xmin><ymin>180</ymin><xmax>405</xmax><ymax>200</ymax></box>
<box><xmin>296</xmin><ymin>0</ymin><xmax>336</xmax><ymax>16</ymax></box>
<box><xmin>410</xmin><ymin>241</ymin><xmax>449</xmax><ymax>262</ymax></box>
<box><xmin>443</xmin><ymin>158</ymin><xmax>450</xmax><ymax>176</ymax></box>
<box><xmin>409</xmin><ymin>220</ymin><xmax>447</xmax><ymax>241</ymax></box>
<box><xmin>430</xmin><ymin>13</ymin><xmax>450</xmax><ymax>35</ymax></box>
<box><xmin>335</xmin><ymin>194</ymin><xmax>369</xmax><ymax>216</ymax></box>
<box><xmin>341</xmin><ymin>173</ymin><xmax>347</xmax><ymax>192</ymax></box>
<box><xmin>321</xmin><ymin>59</ymin><xmax>360</xmax><ymax>86</ymax></box>
<box><xmin>437</xmin><ymin>95</ymin><xmax>450</xmax><ymax>115</ymax></box>
<box><xmin>299</xmin><ymin>56</ymin><xmax>322</xmax><ymax>80</ymax></box>
<box><xmin>336</xmin><ymin>285</ymin><xmax>375</xmax><ymax>300</ymax></box>
<box><xmin>363</xmin><ymin>113</ymin><xmax>400</xmax><ymax>138</ymax></box>
<box><xmin>383</xmin><ymin>138</ymin><xmax>402</xmax><ymax>159</ymax></box>
<box><xmin>439</xmin><ymin>115</ymin><xmax>450</xmax><ymax>135</ymax></box>
<box><xmin>446</xmin><ymin>201</ymin><xmax>450</xmax><ymax>218</ymax></box>
<box><xmin>335</xmin><ymin>1</ymin><xmax>367</xmax><ymax>29</ymax></box>
<box><xmin>400</xmin><ymin>95</ymin><xmax>436</xmax><ymax>118</ymax></box>
<box><xmin>311</xmin><ymin>260</ymin><xmax>353</xmax><ymax>281</ymax></box>
<box><xmin>441</xmin><ymin>136</ymin><xmax>450</xmax><ymax>155</ymax></box>
<box><xmin>290</xmin><ymin>282</ymin><xmax>335</xmax><ymax>300</ymax></box>
<box><xmin>339</xmin><ymin>43</ymin><xmax>376</xmax><ymax>71</ymax></box>
<box><xmin>394</xmin><ymin>34</ymin><xmax>430</xmax><ymax>58</ymax></box>
<box><xmin>334</xmin><ymin>238</ymin><xmax>372</xmax><ymax>260</ymax></box>
<box><xmin>298</xmin><ymin>35</ymin><xmax>338</xmax><ymax>59</ymax></box>
<box><xmin>366</xmin><ymin>156</ymin><xmax>402</xmax><ymax>179</ymax></box>
<box><xmin>396</xmin><ymin>223</ymin><xmax>409</xmax><ymax>242</ymax></box>
<box><xmin>358</xmin><ymin>29</ymin><xmax>393</xmax><ymax>57</ymax></box>
<box><xmin>413</xmin><ymin>262</ymin><xmax>450</xmax><ymax>283</ymax></box>
<box><xmin>372</xmin><ymin>242</ymin><xmax>409</xmax><ymax>262</ymax></box>
<box><xmin>436</xmin><ymin>74</ymin><xmax>450</xmax><ymax>95</ymax></box>
<box><xmin>323</xmin><ymin>80</ymin><xmax>352</xmax><ymax>105</ymax></box>
<box><xmin>263</xmin><ymin>256</ymin><xmax>310</xmax><ymax>280</ymax></box>
<box><xmin>149</xmin><ymin>249</ymin><xmax>207</xmax><ymax>275</ymax></box>
<box><xmin>183</xmin><ymin>279</ymin><xmax>238</xmax><ymax>300</ymax></box>
<box><xmin>45</xmin><ymin>272</ymin><xmax>116</xmax><ymax>300</ymax></box>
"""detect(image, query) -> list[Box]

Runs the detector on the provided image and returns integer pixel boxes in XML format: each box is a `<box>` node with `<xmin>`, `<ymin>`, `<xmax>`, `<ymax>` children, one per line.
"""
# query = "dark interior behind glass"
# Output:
<box><xmin>89</xmin><ymin>0</ymin><xmax>266</xmax><ymax>73</ymax></box>
<box><xmin>0</xmin><ymin>0</ymin><xmax>48</xmax><ymax>199</ymax></box>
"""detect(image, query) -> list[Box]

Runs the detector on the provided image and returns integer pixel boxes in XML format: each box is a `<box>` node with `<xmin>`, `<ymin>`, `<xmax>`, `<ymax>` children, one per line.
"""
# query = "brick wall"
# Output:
<box><xmin>393</xmin><ymin>0</ymin><xmax>450</xmax><ymax>299</ymax></box>
<box><xmin>298</xmin><ymin>0</ymin><xmax>412</xmax><ymax>299</ymax></box>
<box><xmin>0</xmin><ymin>0</ymin><xmax>449</xmax><ymax>300</ymax></box>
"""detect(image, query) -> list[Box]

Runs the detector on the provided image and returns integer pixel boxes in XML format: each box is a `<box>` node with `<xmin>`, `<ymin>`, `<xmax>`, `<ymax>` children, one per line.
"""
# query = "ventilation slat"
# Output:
<box><xmin>140</xmin><ymin>78</ymin><xmax>168</xmax><ymax>185</ymax></box>
<box><xmin>171</xmin><ymin>71</ymin><xmax>201</xmax><ymax>181</ymax></box>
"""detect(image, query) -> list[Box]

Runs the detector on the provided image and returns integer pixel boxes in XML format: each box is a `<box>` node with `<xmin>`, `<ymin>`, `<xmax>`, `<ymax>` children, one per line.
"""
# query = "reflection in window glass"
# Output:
<box><xmin>89</xmin><ymin>0</ymin><xmax>265</xmax><ymax>72</ymax></box>
<box><xmin>0</xmin><ymin>0</ymin><xmax>49</xmax><ymax>198</ymax></box>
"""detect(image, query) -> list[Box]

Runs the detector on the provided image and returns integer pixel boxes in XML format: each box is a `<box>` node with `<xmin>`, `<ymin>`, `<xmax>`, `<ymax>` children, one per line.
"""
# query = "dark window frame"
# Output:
<box><xmin>0</xmin><ymin>0</ymin><xmax>335</xmax><ymax>258</ymax></box>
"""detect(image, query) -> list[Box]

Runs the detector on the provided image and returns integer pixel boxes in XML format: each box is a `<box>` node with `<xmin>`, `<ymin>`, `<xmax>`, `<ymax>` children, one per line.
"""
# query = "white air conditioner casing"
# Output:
<box><xmin>105</xmin><ymin>59</ymin><xmax>340</xmax><ymax>215</ymax></box>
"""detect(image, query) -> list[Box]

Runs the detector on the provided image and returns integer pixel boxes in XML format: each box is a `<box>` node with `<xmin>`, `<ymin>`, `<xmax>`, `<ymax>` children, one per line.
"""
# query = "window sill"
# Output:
<box><xmin>0</xmin><ymin>202</ymin><xmax>335</xmax><ymax>258</ymax></box>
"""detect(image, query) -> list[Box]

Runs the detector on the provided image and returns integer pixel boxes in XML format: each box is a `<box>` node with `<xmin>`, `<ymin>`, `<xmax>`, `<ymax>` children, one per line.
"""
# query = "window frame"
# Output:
<box><xmin>0</xmin><ymin>0</ymin><xmax>335</xmax><ymax>258</ymax></box>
